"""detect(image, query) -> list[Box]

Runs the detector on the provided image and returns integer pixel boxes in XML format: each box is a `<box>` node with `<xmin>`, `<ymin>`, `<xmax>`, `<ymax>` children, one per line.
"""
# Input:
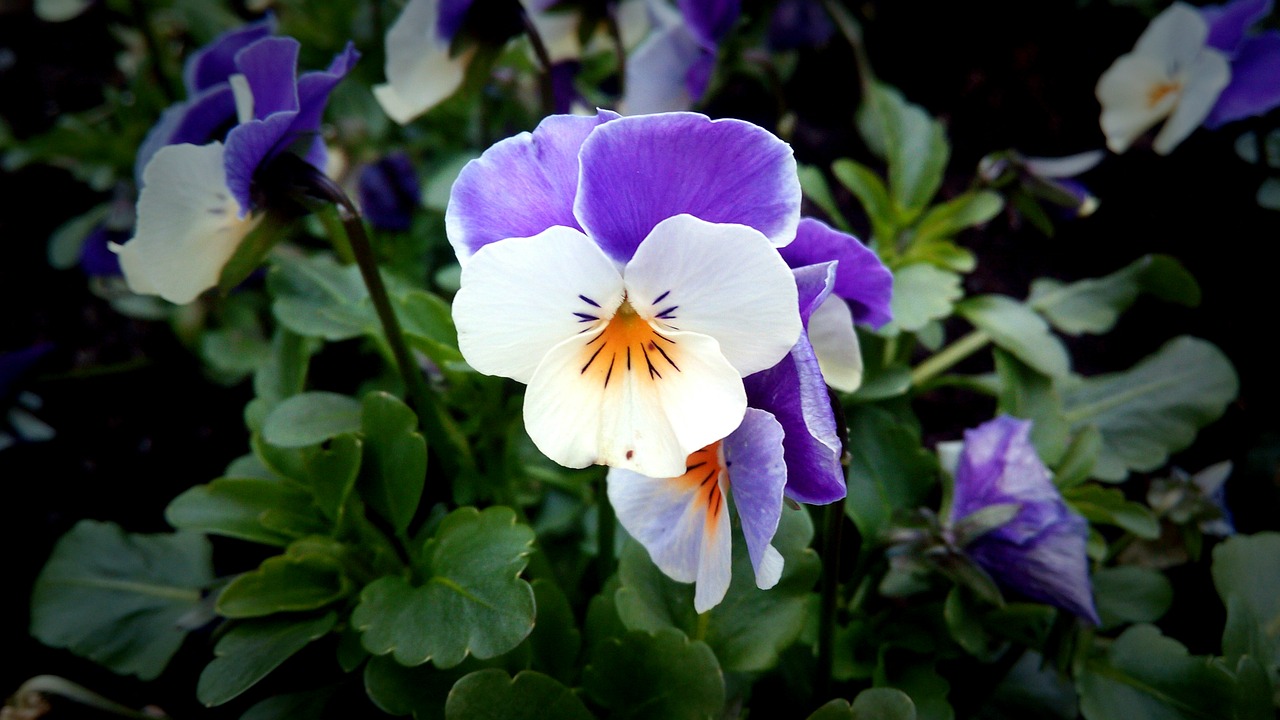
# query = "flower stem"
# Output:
<box><xmin>605</xmin><ymin>1</ymin><xmax>627</xmax><ymax>97</ymax></box>
<box><xmin>597</xmin><ymin>470</ymin><xmax>617</xmax><ymax>584</ymax></box>
<box><xmin>520</xmin><ymin>7</ymin><xmax>557</xmax><ymax>115</ymax></box>
<box><xmin>817</xmin><ymin>498</ymin><xmax>845</xmax><ymax>700</ymax></box>
<box><xmin>910</xmin><ymin>329</ymin><xmax>991</xmax><ymax>388</ymax></box>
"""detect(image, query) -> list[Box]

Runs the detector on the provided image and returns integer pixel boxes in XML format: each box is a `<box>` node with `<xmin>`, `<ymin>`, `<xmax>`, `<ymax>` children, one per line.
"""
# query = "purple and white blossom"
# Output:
<box><xmin>623</xmin><ymin>0</ymin><xmax>739</xmax><ymax>113</ymax></box>
<box><xmin>1095</xmin><ymin>3</ymin><xmax>1230</xmax><ymax>154</ymax></box>
<box><xmin>948</xmin><ymin>416</ymin><xmax>1100</xmax><ymax>624</ymax></box>
<box><xmin>449</xmin><ymin>110</ymin><xmax>803</xmax><ymax>480</ymax></box>
<box><xmin>357</xmin><ymin>152</ymin><xmax>422</xmax><ymax>232</ymax></box>
<box><xmin>115</xmin><ymin>26</ymin><xmax>357</xmax><ymax>304</ymax></box>
<box><xmin>1200</xmin><ymin>0</ymin><xmax>1280</xmax><ymax>128</ymax></box>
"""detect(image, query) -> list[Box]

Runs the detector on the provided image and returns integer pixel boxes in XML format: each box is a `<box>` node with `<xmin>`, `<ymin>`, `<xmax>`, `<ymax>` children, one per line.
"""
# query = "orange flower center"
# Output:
<box><xmin>578</xmin><ymin>297</ymin><xmax>681</xmax><ymax>390</ymax></box>
<box><xmin>675</xmin><ymin>442</ymin><xmax>729</xmax><ymax>531</ymax></box>
<box><xmin>1147</xmin><ymin>81</ymin><xmax>1181</xmax><ymax>109</ymax></box>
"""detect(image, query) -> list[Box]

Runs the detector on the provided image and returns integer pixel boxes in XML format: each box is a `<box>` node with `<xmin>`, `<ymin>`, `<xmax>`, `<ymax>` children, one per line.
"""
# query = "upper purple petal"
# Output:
<box><xmin>183</xmin><ymin>15</ymin><xmax>277</xmax><ymax>94</ymax></box>
<box><xmin>293</xmin><ymin>42</ymin><xmax>361</xmax><ymax>164</ymax></box>
<box><xmin>1202</xmin><ymin>0</ymin><xmax>1273</xmax><ymax>54</ymax></box>
<box><xmin>792</xmin><ymin>262</ymin><xmax>837</xmax><ymax>325</ymax></box>
<box><xmin>950</xmin><ymin>417</ymin><xmax>1059</xmax><ymax>537</ymax></box>
<box><xmin>358</xmin><ymin>152</ymin><xmax>421</xmax><ymax>232</ymax></box>
<box><xmin>683</xmin><ymin>50</ymin><xmax>716</xmax><ymax>101</ymax></box>
<box><xmin>725</xmin><ymin>408</ymin><xmax>788</xmax><ymax>581</ymax></box>
<box><xmin>234</xmin><ymin>37</ymin><xmax>301</xmax><ymax>120</ymax></box>
<box><xmin>574</xmin><ymin>112</ymin><xmax>801</xmax><ymax>263</ymax></box>
<box><xmin>1205</xmin><ymin>31</ymin><xmax>1280</xmax><ymax>127</ymax></box>
<box><xmin>225</xmin><ymin>113</ymin><xmax>296</xmax><ymax>212</ymax></box>
<box><xmin>780</xmin><ymin>218</ymin><xmax>893</xmax><ymax>329</ymax></box>
<box><xmin>678</xmin><ymin>0</ymin><xmax>740</xmax><ymax>48</ymax></box>
<box><xmin>744</xmin><ymin>334</ymin><xmax>845</xmax><ymax>504</ymax></box>
<box><xmin>446</xmin><ymin>110</ymin><xmax>620</xmax><ymax>260</ymax></box>
<box><xmin>134</xmin><ymin>85</ymin><xmax>238</xmax><ymax>184</ymax></box>
<box><xmin>437</xmin><ymin>0</ymin><xmax>474</xmax><ymax>42</ymax></box>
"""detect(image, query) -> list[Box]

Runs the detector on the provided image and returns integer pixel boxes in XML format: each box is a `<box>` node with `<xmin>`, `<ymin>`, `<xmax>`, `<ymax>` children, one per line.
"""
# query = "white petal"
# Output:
<box><xmin>377</xmin><ymin>0</ymin><xmax>471</xmax><ymax>124</ymax></box>
<box><xmin>1096</xmin><ymin>53</ymin><xmax>1176</xmax><ymax>154</ymax></box>
<box><xmin>623</xmin><ymin>214</ymin><xmax>801</xmax><ymax>377</ymax></box>
<box><xmin>753</xmin><ymin>545</ymin><xmax>783</xmax><ymax>590</ymax></box>
<box><xmin>453</xmin><ymin>226</ymin><xmax>624</xmax><ymax>384</ymax></box>
<box><xmin>606</xmin><ymin>442</ymin><xmax>734</xmax><ymax>612</ymax></box>
<box><xmin>229</xmin><ymin>74</ymin><xmax>254</xmax><ymax>125</ymax></box>
<box><xmin>1153</xmin><ymin>49</ymin><xmax>1230</xmax><ymax>155</ymax></box>
<box><xmin>807</xmin><ymin>297</ymin><xmax>863</xmax><ymax>393</ymax></box>
<box><xmin>114</xmin><ymin>143</ymin><xmax>260</xmax><ymax>305</ymax></box>
<box><xmin>524</xmin><ymin>324</ymin><xmax>746</xmax><ymax>477</ymax></box>
<box><xmin>1134</xmin><ymin>3</ymin><xmax>1208</xmax><ymax>70</ymax></box>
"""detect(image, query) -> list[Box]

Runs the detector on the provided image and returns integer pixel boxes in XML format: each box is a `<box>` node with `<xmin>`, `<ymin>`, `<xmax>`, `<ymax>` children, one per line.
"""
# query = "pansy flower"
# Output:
<box><xmin>115</xmin><ymin>31</ymin><xmax>358</xmax><ymax>304</ymax></box>
<box><xmin>1095</xmin><ymin>2</ymin><xmax>1231</xmax><ymax>154</ymax></box>
<box><xmin>947</xmin><ymin>416</ymin><xmax>1100</xmax><ymax>624</ymax></box>
<box><xmin>623</xmin><ymin>0</ymin><xmax>740</xmax><ymax>113</ymax></box>
<box><xmin>357</xmin><ymin>152</ymin><xmax>421</xmax><ymax>232</ymax></box>
<box><xmin>448</xmin><ymin>110</ymin><xmax>802</xmax><ymax>480</ymax></box>
<box><xmin>1200</xmin><ymin>0</ymin><xmax>1280</xmax><ymax>128</ymax></box>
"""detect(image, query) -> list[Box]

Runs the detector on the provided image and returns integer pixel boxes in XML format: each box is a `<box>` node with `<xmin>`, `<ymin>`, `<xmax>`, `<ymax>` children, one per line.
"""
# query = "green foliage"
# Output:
<box><xmin>352</xmin><ymin>506</ymin><xmax>535</xmax><ymax>668</ymax></box>
<box><xmin>1030</xmin><ymin>255</ymin><xmax>1200</xmax><ymax>336</ymax></box>
<box><xmin>857</xmin><ymin>82</ymin><xmax>950</xmax><ymax>221</ymax></box>
<box><xmin>1092</xmin><ymin>566</ymin><xmax>1173</xmax><ymax>629</ymax></box>
<box><xmin>216</xmin><ymin>538</ymin><xmax>353</xmax><ymax>618</ymax></box>
<box><xmin>887</xmin><ymin>265</ymin><xmax>963</xmax><ymax>333</ymax></box>
<box><xmin>30</xmin><ymin>521</ymin><xmax>214</xmax><ymax>680</ymax></box>
<box><xmin>197</xmin><ymin>612</ymin><xmax>337</xmax><ymax>706</ymax></box>
<box><xmin>444</xmin><ymin>670</ymin><xmax>593</xmax><ymax>720</ymax></box>
<box><xmin>808</xmin><ymin>688</ymin><xmax>918</xmax><ymax>719</ymax></box>
<box><xmin>262</xmin><ymin>391</ymin><xmax>364</xmax><ymax>448</ymax></box>
<box><xmin>845</xmin><ymin>406</ymin><xmax>939</xmax><ymax>543</ymax></box>
<box><xmin>358</xmin><ymin>391</ymin><xmax>428</xmax><ymax>536</ymax></box>
<box><xmin>166</xmin><ymin>477</ymin><xmax>327</xmax><ymax>546</ymax></box>
<box><xmin>958</xmin><ymin>295</ymin><xmax>1070</xmax><ymax>379</ymax></box>
<box><xmin>583</xmin><ymin>628</ymin><xmax>725</xmax><ymax>720</ymax></box>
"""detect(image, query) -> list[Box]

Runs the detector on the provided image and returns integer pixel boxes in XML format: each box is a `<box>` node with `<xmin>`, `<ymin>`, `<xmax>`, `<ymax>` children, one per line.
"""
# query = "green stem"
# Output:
<box><xmin>694</xmin><ymin>611</ymin><xmax>711</xmax><ymax>642</ymax></box>
<box><xmin>817</xmin><ymin>499</ymin><xmax>845</xmax><ymax>700</ymax></box>
<box><xmin>520</xmin><ymin>7</ymin><xmax>557</xmax><ymax>115</ymax></box>
<box><xmin>597</xmin><ymin>470</ymin><xmax>617</xmax><ymax>584</ymax></box>
<box><xmin>822</xmin><ymin>0</ymin><xmax>875</xmax><ymax>93</ymax></box>
<box><xmin>909</xmin><ymin>329</ymin><xmax>991</xmax><ymax>387</ymax></box>
<box><xmin>13</xmin><ymin>676</ymin><xmax>161</xmax><ymax>719</ymax></box>
<box><xmin>605</xmin><ymin>1</ymin><xmax>627</xmax><ymax>97</ymax></box>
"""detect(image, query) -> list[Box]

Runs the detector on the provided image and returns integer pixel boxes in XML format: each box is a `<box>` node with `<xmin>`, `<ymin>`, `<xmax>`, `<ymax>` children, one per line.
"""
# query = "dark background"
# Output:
<box><xmin>2</xmin><ymin>0</ymin><xmax>1277</xmax><ymax>715</ymax></box>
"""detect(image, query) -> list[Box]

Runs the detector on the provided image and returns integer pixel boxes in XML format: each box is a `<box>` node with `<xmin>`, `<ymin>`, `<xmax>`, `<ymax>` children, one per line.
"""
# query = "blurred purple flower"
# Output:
<box><xmin>949</xmin><ymin>416</ymin><xmax>1100</xmax><ymax>624</ymax></box>
<box><xmin>0</xmin><ymin>343</ymin><xmax>52</xmax><ymax>401</ymax></box>
<box><xmin>623</xmin><ymin>0</ymin><xmax>739</xmax><ymax>112</ymax></box>
<box><xmin>1200</xmin><ymin>0</ymin><xmax>1280</xmax><ymax>128</ymax></box>
<box><xmin>79</xmin><ymin>226</ymin><xmax>125</xmax><ymax>277</ymax></box>
<box><xmin>357</xmin><ymin>152</ymin><xmax>422</xmax><ymax>232</ymax></box>
<box><xmin>768</xmin><ymin>0</ymin><xmax>834</xmax><ymax>51</ymax></box>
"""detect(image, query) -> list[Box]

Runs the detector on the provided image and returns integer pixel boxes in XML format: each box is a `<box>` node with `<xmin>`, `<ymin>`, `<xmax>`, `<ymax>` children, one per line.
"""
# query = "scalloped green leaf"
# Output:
<box><xmin>352</xmin><ymin>507</ymin><xmax>535</xmax><ymax>668</ymax></box>
<box><xmin>1063</xmin><ymin>337</ymin><xmax>1238</xmax><ymax>481</ymax></box>
<box><xmin>165</xmin><ymin>477</ymin><xmax>326</xmax><ymax>547</ymax></box>
<box><xmin>913</xmin><ymin>190</ymin><xmax>1004</xmax><ymax>245</ymax></box>
<box><xmin>217</xmin><ymin>541</ymin><xmax>352</xmax><ymax>618</ymax></box>
<box><xmin>832</xmin><ymin>158</ymin><xmax>896</xmax><ymax>242</ymax></box>
<box><xmin>856</xmin><ymin>82</ymin><xmax>949</xmax><ymax>218</ymax></box>
<box><xmin>583</xmin><ymin>628</ymin><xmax>724</xmax><ymax>720</ymax></box>
<box><xmin>262</xmin><ymin>391</ymin><xmax>362</xmax><ymax>449</ymax></box>
<box><xmin>363</xmin><ymin>654</ymin><xmax>460</xmax><ymax>720</ymax></box>
<box><xmin>808</xmin><ymin>688</ymin><xmax>918</xmax><ymax>719</ymax></box>
<box><xmin>845</xmin><ymin>406</ymin><xmax>939</xmax><ymax>543</ymax></box>
<box><xmin>994</xmin><ymin>349</ymin><xmax>1070</xmax><ymax>465</ymax></box>
<box><xmin>30</xmin><ymin>521</ymin><xmax>213</xmax><ymax>680</ymax></box>
<box><xmin>1063</xmin><ymin>484</ymin><xmax>1160</xmax><ymax>539</ymax></box>
<box><xmin>197</xmin><ymin>612</ymin><xmax>336</xmax><ymax>707</ymax></box>
<box><xmin>958</xmin><ymin>295</ymin><xmax>1070</xmax><ymax>379</ymax></box>
<box><xmin>445</xmin><ymin>670</ymin><xmax>593</xmax><ymax>720</ymax></box>
<box><xmin>304</xmin><ymin>432</ymin><xmax>362</xmax><ymax>522</ymax></box>
<box><xmin>1029</xmin><ymin>255</ymin><xmax>1200</xmax><ymax>336</ymax></box>
<box><xmin>887</xmin><ymin>264</ymin><xmax>963</xmax><ymax>334</ymax></box>
<box><xmin>359</xmin><ymin>391</ymin><xmax>427</xmax><ymax>536</ymax></box>
<box><xmin>1093</xmin><ymin>566</ymin><xmax>1173</xmax><ymax>629</ymax></box>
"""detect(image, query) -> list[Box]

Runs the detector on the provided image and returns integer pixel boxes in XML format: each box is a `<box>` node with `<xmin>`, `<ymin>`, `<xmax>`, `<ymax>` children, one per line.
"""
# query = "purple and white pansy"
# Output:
<box><xmin>114</xmin><ymin>26</ymin><xmax>357</xmax><ymax>304</ymax></box>
<box><xmin>449</xmin><ymin>109</ymin><xmax>894</xmax><ymax>610</ymax></box>
<box><xmin>1200</xmin><ymin>0</ymin><xmax>1280</xmax><ymax>128</ymax></box>
<box><xmin>623</xmin><ymin>0</ymin><xmax>740</xmax><ymax>114</ymax></box>
<box><xmin>948</xmin><ymin>416</ymin><xmax>1100</xmax><ymax>624</ymax></box>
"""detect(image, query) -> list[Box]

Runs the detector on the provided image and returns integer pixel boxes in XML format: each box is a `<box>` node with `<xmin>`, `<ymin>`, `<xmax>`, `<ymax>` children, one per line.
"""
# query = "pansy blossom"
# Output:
<box><xmin>448</xmin><ymin>110</ymin><xmax>802</xmax><ymax>480</ymax></box>
<box><xmin>115</xmin><ymin>30</ymin><xmax>358</xmax><ymax>304</ymax></box>
<box><xmin>1095</xmin><ymin>3</ymin><xmax>1230</xmax><ymax>154</ymax></box>
<box><xmin>623</xmin><ymin>0</ymin><xmax>740</xmax><ymax>113</ymax></box>
<box><xmin>947</xmin><ymin>416</ymin><xmax>1100</xmax><ymax>624</ymax></box>
<box><xmin>1200</xmin><ymin>0</ymin><xmax>1280</xmax><ymax>128</ymax></box>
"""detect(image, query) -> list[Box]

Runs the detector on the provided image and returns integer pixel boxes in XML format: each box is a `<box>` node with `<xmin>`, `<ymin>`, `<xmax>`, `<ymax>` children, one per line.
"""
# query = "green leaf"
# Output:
<box><xmin>197</xmin><ymin>612</ymin><xmax>337</xmax><ymax>707</ymax></box>
<box><xmin>851</xmin><ymin>331</ymin><xmax>912</xmax><ymax>402</ymax></box>
<box><xmin>799</xmin><ymin>163</ymin><xmax>852</xmax><ymax>232</ymax></box>
<box><xmin>245</xmin><ymin>329</ymin><xmax>315</xmax><ymax>432</ymax></box>
<box><xmin>218</xmin><ymin>214</ymin><xmax>292</xmax><ymax>295</ymax></box>
<box><xmin>261</xmin><ymin>391</ymin><xmax>363</xmax><ymax>449</ymax></box>
<box><xmin>958</xmin><ymin>295</ymin><xmax>1070</xmax><ymax>378</ymax></box>
<box><xmin>808</xmin><ymin>688</ymin><xmax>917</xmax><ymax>719</ymax></box>
<box><xmin>445</xmin><ymin>670</ymin><xmax>593</xmax><ymax>720</ymax></box>
<box><xmin>304</xmin><ymin>432</ymin><xmax>362</xmax><ymax>522</ymax></box>
<box><xmin>30</xmin><ymin>521</ymin><xmax>214</xmax><ymax>680</ymax></box>
<box><xmin>845</xmin><ymin>406</ymin><xmax>939</xmax><ymax>543</ymax></box>
<box><xmin>216</xmin><ymin>543</ymin><xmax>351</xmax><ymax>618</ymax></box>
<box><xmin>270</xmin><ymin>253</ymin><xmax>374</xmax><ymax>340</ymax></box>
<box><xmin>857</xmin><ymin>82</ymin><xmax>949</xmax><ymax>218</ymax></box>
<box><xmin>1053</xmin><ymin>427</ymin><xmax>1102</xmax><ymax>489</ymax></box>
<box><xmin>47</xmin><ymin>203</ymin><xmax>109</xmax><ymax>269</ymax></box>
<box><xmin>1062</xmin><ymin>337</ymin><xmax>1238</xmax><ymax>481</ymax></box>
<box><xmin>363</xmin><ymin>654</ymin><xmax>460</xmax><ymax>720</ymax></box>
<box><xmin>529</xmin><ymin>579</ymin><xmax>581</xmax><ymax>683</ymax></box>
<box><xmin>400</xmin><ymin>290</ymin><xmax>465</xmax><ymax>367</ymax></box>
<box><xmin>583</xmin><ymin>628</ymin><xmax>725</xmax><ymax>720</ymax></box>
<box><xmin>994</xmin><ymin>349</ymin><xmax>1070</xmax><ymax>465</ymax></box>
<box><xmin>615</xmin><ymin>508</ymin><xmax>820</xmax><ymax>673</ymax></box>
<box><xmin>1029</xmin><ymin>255</ymin><xmax>1200</xmax><ymax>336</ymax></box>
<box><xmin>899</xmin><ymin>239</ymin><xmax>976</xmax><ymax>273</ymax></box>
<box><xmin>1092</xmin><ymin>566</ymin><xmax>1173</xmax><ymax>629</ymax></box>
<box><xmin>241</xmin><ymin>689</ymin><xmax>336</xmax><ymax>720</ymax></box>
<box><xmin>359</xmin><ymin>392</ymin><xmax>428</xmax><ymax>536</ymax></box>
<box><xmin>352</xmin><ymin>507</ymin><xmax>535</xmax><ymax>668</ymax></box>
<box><xmin>1063</xmin><ymin>485</ymin><xmax>1160</xmax><ymax>539</ymax></box>
<box><xmin>1211</xmin><ymin>533</ymin><xmax>1280</xmax><ymax>663</ymax></box>
<box><xmin>165</xmin><ymin>477</ymin><xmax>327</xmax><ymax>546</ymax></box>
<box><xmin>832</xmin><ymin>158</ymin><xmax>896</xmax><ymax>242</ymax></box>
<box><xmin>943</xmin><ymin>587</ymin><xmax>1006</xmax><ymax>661</ymax></box>
<box><xmin>887</xmin><ymin>264</ymin><xmax>963</xmax><ymax>334</ymax></box>
<box><xmin>876</xmin><ymin>660</ymin><xmax>953</xmax><ymax>720</ymax></box>
<box><xmin>1077</xmin><ymin>624</ymin><xmax>1236</xmax><ymax>720</ymax></box>
<box><xmin>912</xmin><ymin>190</ymin><xmax>1004</xmax><ymax>245</ymax></box>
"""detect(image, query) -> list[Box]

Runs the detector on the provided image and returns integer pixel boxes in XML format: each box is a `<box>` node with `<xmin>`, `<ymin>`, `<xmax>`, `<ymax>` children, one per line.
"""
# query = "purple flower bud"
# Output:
<box><xmin>357</xmin><ymin>153</ymin><xmax>421</xmax><ymax>232</ymax></box>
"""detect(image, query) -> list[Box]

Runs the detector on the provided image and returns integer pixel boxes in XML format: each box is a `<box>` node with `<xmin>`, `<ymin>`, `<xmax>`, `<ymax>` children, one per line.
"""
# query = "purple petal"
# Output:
<box><xmin>134</xmin><ymin>85</ymin><xmax>238</xmax><ymax>184</ymax></box>
<box><xmin>1202</xmin><ymin>0</ymin><xmax>1272</xmax><ymax>54</ymax></box>
<box><xmin>294</xmin><ymin>42</ymin><xmax>361</xmax><ymax>168</ymax></box>
<box><xmin>725</xmin><ymin>408</ymin><xmax>788</xmax><ymax>582</ymax></box>
<box><xmin>744</xmin><ymin>334</ymin><xmax>844</xmax><ymax>504</ymax></box>
<box><xmin>968</xmin><ymin>512</ymin><xmax>1100</xmax><ymax>624</ymax></box>
<box><xmin>445</xmin><ymin>110</ymin><xmax>620</xmax><ymax>259</ymax></box>
<box><xmin>225</xmin><ymin>113</ymin><xmax>296</xmax><ymax>213</ymax></box>
<box><xmin>183</xmin><ymin>16</ymin><xmax>277</xmax><ymax>94</ymax></box>
<box><xmin>780</xmin><ymin>218</ymin><xmax>893</xmax><ymax>329</ymax></box>
<box><xmin>683</xmin><ymin>50</ymin><xmax>716</xmax><ymax>101</ymax></box>
<box><xmin>792</xmin><ymin>262</ymin><xmax>837</xmax><ymax>325</ymax></box>
<box><xmin>768</xmin><ymin>0</ymin><xmax>835</xmax><ymax>51</ymax></box>
<box><xmin>678</xmin><ymin>0</ymin><xmax>740</xmax><ymax>47</ymax></box>
<box><xmin>0</xmin><ymin>342</ymin><xmax>53</xmax><ymax>400</ymax></box>
<box><xmin>80</xmin><ymin>225</ymin><xmax>124</xmax><ymax>276</ymax></box>
<box><xmin>575</xmin><ymin>112</ymin><xmax>801</xmax><ymax>263</ymax></box>
<box><xmin>550</xmin><ymin>60</ymin><xmax>581</xmax><ymax>115</ymax></box>
<box><xmin>1205</xmin><ymin>31</ymin><xmax>1280</xmax><ymax>127</ymax></box>
<box><xmin>437</xmin><ymin>0</ymin><xmax>474</xmax><ymax>42</ymax></box>
<box><xmin>358</xmin><ymin>152</ymin><xmax>421</xmax><ymax>232</ymax></box>
<box><xmin>234</xmin><ymin>37</ymin><xmax>301</xmax><ymax>119</ymax></box>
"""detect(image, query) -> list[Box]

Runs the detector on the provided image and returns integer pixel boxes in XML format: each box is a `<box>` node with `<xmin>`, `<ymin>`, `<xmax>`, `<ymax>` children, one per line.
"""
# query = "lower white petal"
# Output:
<box><xmin>524</xmin><ymin>320</ymin><xmax>745</xmax><ymax>478</ymax></box>
<box><xmin>807</xmin><ymin>297</ymin><xmax>863</xmax><ymax>393</ymax></box>
<box><xmin>377</xmin><ymin>0</ymin><xmax>471</xmax><ymax>124</ymax></box>
<box><xmin>624</xmin><ymin>214</ymin><xmax>801</xmax><ymax>377</ymax></box>
<box><xmin>1096</xmin><ymin>54</ymin><xmax>1176</xmax><ymax>154</ymax></box>
<box><xmin>1153</xmin><ymin>50</ymin><xmax>1230</xmax><ymax>155</ymax></box>
<box><xmin>114</xmin><ymin>143</ymin><xmax>260</xmax><ymax>305</ymax></box>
